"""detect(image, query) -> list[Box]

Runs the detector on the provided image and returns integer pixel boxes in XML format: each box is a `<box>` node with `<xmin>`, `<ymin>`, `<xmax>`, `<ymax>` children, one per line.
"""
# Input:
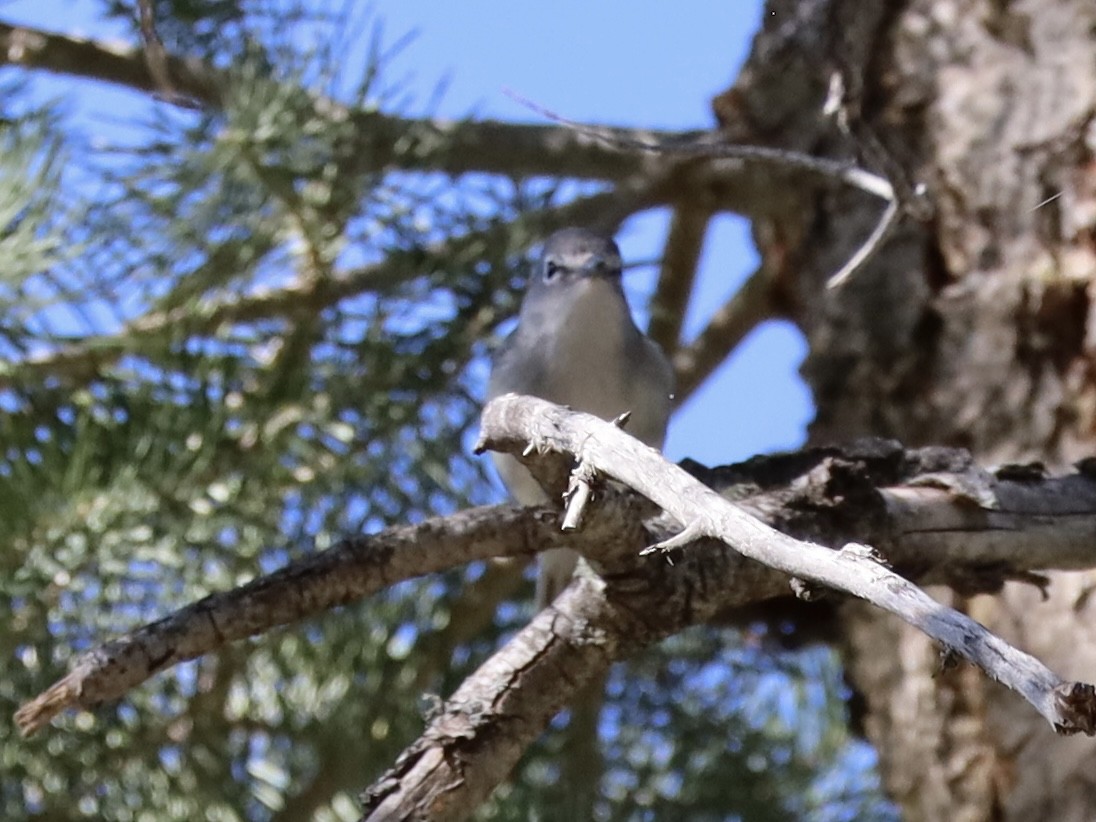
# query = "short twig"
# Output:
<box><xmin>563</xmin><ymin>412</ymin><xmax>634</xmax><ymax>530</ymax></box>
<box><xmin>136</xmin><ymin>0</ymin><xmax>201</xmax><ymax>108</ymax></box>
<box><xmin>641</xmin><ymin>520</ymin><xmax>708</xmax><ymax>556</ymax></box>
<box><xmin>562</xmin><ymin>462</ymin><xmax>596</xmax><ymax>531</ymax></box>
<box><xmin>826</xmin><ymin>194</ymin><xmax>902</xmax><ymax>288</ymax></box>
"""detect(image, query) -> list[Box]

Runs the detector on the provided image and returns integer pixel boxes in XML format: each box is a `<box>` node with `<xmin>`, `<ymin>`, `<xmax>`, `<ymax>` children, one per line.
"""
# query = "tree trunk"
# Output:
<box><xmin>728</xmin><ymin>1</ymin><xmax>1096</xmax><ymax>818</ymax></box>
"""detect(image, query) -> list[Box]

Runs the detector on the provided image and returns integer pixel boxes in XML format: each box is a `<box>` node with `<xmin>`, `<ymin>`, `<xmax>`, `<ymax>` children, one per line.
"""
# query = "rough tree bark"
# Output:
<box><xmin>723</xmin><ymin>1</ymin><xmax>1096</xmax><ymax>819</ymax></box>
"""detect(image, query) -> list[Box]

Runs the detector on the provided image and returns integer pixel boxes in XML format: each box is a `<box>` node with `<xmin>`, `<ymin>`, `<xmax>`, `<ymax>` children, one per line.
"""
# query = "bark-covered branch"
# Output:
<box><xmin>13</xmin><ymin>504</ymin><xmax>555</xmax><ymax>735</ymax></box>
<box><xmin>0</xmin><ymin>19</ymin><xmax>669</xmax><ymax>183</ymax></box>
<box><xmin>20</xmin><ymin>401</ymin><xmax>1096</xmax><ymax>741</ymax></box>
<box><xmin>648</xmin><ymin>204</ymin><xmax>712</xmax><ymax>356</ymax></box>
<box><xmin>362</xmin><ymin>401</ymin><xmax>1096</xmax><ymax>817</ymax></box>
<box><xmin>360</xmin><ymin>578</ymin><xmax>655</xmax><ymax>820</ymax></box>
<box><xmin>14</xmin><ymin>485</ymin><xmax>655</xmax><ymax>736</ymax></box>
<box><xmin>22</xmin><ymin>396</ymin><xmax>1096</xmax><ymax>813</ymax></box>
<box><xmin>0</xmin><ymin>18</ymin><xmax>899</xmax><ymax>223</ymax></box>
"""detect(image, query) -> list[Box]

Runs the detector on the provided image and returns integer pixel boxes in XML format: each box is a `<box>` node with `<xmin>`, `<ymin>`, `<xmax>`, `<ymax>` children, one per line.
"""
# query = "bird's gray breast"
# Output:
<box><xmin>490</xmin><ymin>277</ymin><xmax>671</xmax><ymax>449</ymax></box>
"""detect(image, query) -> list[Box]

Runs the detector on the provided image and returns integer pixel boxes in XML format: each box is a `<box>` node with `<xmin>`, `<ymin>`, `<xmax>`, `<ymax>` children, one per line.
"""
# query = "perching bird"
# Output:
<box><xmin>487</xmin><ymin>227</ymin><xmax>674</xmax><ymax>608</ymax></box>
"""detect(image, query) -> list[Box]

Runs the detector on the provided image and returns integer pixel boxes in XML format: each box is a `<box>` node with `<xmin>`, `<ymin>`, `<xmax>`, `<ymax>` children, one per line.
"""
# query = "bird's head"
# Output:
<box><xmin>531</xmin><ymin>228</ymin><xmax>623</xmax><ymax>292</ymax></box>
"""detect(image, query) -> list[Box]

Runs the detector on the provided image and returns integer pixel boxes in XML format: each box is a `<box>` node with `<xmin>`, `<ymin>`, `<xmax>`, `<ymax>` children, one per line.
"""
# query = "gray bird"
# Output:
<box><xmin>488</xmin><ymin>227</ymin><xmax>674</xmax><ymax>608</ymax></box>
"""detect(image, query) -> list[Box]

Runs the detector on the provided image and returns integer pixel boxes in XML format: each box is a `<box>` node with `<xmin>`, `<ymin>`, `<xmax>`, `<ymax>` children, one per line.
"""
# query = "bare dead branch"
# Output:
<box><xmin>19</xmin><ymin>395</ymin><xmax>1096</xmax><ymax>811</ymax></box>
<box><xmin>22</xmin><ymin>396</ymin><xmax>1096</xmax><ymax>742</ymax></box>
<box><xmin>506</xmin><ymin>90</ymin><xmax>914</xmax><ymax>288</ymax></box>
<box><xmin>478</xmin><ymin>396</ymin><xmax>1096</xmax><ymax>734</ymax></box>
<box><xmin>369</xmin><ymin>418</ymin><xmax>1096</xmax><ymax>817</ymax></box>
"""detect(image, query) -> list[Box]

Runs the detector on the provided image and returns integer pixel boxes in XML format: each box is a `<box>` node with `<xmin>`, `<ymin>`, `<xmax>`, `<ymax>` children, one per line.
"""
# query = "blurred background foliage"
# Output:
<box><xmin>0</xmin><ymin>1</ymin><xmax>895</xmax><ymax>819</ymax></box>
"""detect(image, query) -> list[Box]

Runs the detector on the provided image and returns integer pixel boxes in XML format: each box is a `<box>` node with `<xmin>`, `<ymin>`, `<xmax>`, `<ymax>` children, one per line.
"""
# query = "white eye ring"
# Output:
<box><xmin>544</xmin><ymin>261</ymin><xmax>561</xmax><ymax>281</ymax></box>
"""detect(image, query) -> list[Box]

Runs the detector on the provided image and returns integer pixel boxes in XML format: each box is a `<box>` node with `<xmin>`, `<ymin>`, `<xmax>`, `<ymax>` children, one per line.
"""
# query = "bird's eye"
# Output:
<box><xmin>544</xmin><ymin>261</ymin><xmax>561</xmax><ymax>281</ymax></box>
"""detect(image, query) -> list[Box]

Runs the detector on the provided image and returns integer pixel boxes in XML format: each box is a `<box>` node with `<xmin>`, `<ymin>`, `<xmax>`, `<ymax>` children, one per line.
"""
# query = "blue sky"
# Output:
<box><xmin>371</xmin><ymin>1</ymin><xmax>813</xmax><ymax>466</ymax></box>
<box><xmin>1</xmin><ymin>0</ymin><xmax>812</xmax><ymax>468</ymax></box>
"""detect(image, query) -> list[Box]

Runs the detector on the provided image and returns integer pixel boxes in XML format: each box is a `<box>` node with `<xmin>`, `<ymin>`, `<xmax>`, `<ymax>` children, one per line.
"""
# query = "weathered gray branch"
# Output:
<box><xmin>362</xmin><ymin>403</ymin><xmax>1096</xmax><ymax>818</ymax></box>
<box><xmin>478</xmin><ymin>396</ymin><xmax>1096</xmax><ymax>735</ymax></box>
